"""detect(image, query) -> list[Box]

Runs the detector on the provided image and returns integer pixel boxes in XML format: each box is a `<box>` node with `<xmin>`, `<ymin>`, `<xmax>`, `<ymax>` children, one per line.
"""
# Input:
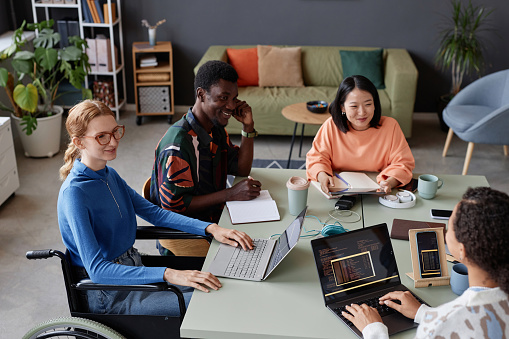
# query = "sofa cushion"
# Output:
<box><xmin>257</xmin><ymin>45</ymin><xmax>304</xmax><ymax>87</ymax></box>
<box><xmin>340</xmin><ymin>49</ymin><xmax>385</xmax><ymax>89</ymax></box>
<box><xmin>226</xmin><ymin>47</ymin><xmax>259</xmax><ymax>86</ymax></box>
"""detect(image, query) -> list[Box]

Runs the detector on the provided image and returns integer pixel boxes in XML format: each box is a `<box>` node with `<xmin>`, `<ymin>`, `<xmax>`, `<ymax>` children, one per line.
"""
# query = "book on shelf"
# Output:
<box><xmin>87</xmin><ymin>0</ymin><xmax>100</xmax><ymax>23</ymax></box>
<box><xmin>67</xmin><ymin>20</ymin><xmax>79</xmax><ymax>39</ymax></box>
<box><xmin>82</xmin><ymin>0</ymin><xmax>92</xmax><ymax>23</ymax></box>
<box><xmin>225</xmin><ymin>190</ymin><xmax>280</xmax><ymax>224</ymax></box>
<box><xmin>103</xmin><ymin>2</ymin><xmax>117</xmax><ymax>24</ymax></box>
<box><xmin>140</xmin><ymin>54</ymin><xmax>158</xmax><ymax>67</ymax></box>
<box><xmin>56</xmin><ymin>20</ymin><xmax>68</xmax><ymax>48</ymax></box>
<box><xmin>95</xmin><ymin>0</ymin><xmax>104</xmax><ymax>23</ymax></box>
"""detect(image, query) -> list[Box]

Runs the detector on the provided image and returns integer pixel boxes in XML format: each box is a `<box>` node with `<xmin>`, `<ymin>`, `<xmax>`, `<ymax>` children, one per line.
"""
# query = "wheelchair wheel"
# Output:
<box><xmin>23</xmin><ymin>316</ymin><xmax>125</xmax><ymax>339</ymax></box>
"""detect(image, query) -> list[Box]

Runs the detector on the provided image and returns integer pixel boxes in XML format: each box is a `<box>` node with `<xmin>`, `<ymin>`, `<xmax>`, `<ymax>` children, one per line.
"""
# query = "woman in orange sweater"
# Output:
<box><xmin>306</xmin><ymin>75</ymin><xmax>415</xmax><ymax>194</ymax></box>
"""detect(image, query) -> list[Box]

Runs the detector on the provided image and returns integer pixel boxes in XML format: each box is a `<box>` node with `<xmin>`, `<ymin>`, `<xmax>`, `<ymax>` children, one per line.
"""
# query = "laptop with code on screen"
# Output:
<box><xmin>311</xmin><ymin>223</ymin><xmax>427</xmax><ymax>338</ymax></box>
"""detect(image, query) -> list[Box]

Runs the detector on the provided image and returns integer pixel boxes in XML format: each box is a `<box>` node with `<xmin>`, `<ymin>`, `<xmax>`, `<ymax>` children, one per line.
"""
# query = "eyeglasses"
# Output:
<box><xmin>81</xmin><ymin>125</ymin><xmax>125</xmax><ymax>145</ymax></box>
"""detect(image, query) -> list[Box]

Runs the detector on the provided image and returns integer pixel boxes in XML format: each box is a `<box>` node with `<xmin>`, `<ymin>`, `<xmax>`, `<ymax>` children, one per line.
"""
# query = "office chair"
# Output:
<box><xmin>142</xmin><ymin>177</ymin><xmax>210</xmax><ymax>256</ymax></box>
<box><xmin>442</xmin><ymin>69</ymin><xmax>509</xmax><ymax>175</ymax></box>
<box><xmin>24</xmin><ymin>224</ymin><xmax>208</xmax><ymax>338</ymax></box>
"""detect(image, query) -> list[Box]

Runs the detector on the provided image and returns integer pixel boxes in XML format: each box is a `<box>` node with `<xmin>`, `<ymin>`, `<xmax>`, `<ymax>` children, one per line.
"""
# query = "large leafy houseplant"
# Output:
<box><xmin>435</xmin><ymin>0</ymin><xmax>494</xmax><ymax>97</ymax></box>
<box><xmin>0</xmin><ymin>20</ymin><xmax>91</xmax><ymax>135</ymax></box>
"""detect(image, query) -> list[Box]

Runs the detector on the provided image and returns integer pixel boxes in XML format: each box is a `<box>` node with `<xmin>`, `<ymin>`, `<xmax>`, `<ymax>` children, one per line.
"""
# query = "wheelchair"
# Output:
<box><xmin>23</xmin><ymin>226</ymin><xmax>211</xmax><ymax>339</ymax></box>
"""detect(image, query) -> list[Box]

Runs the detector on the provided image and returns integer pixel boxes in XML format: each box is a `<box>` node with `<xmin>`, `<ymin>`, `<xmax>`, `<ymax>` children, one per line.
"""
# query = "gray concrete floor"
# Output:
<box><xmin>1</xmin><ymin>110</ymin><xmax>508</xmax><ymax>337</ymax></box>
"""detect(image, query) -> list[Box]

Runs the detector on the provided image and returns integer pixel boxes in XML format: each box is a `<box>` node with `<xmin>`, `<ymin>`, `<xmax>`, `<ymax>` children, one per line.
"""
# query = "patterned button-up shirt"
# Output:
<box><xmin>150</xmin><ymin>109</ymin><xmax>239</xmax><ymax>223</ymax></box>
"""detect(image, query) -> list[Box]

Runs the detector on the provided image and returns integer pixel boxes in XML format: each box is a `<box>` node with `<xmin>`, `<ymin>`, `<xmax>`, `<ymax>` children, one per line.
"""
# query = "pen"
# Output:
<box><xmin>334</xmin><ymin>173</ymin><xmax>351</xmax><ymax>188</ymax></box>
<box><xmin>248</xmin><ymin>176</ymin><xmax>260</xmax><ymax>187</ymax></box>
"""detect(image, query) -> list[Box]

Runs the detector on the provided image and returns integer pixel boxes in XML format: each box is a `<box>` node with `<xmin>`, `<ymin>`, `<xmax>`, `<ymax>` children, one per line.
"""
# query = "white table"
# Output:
<box><xmin>181</xmin><ymin>168</ymin><xmax>489</xmax><ymax>338</ymax></box>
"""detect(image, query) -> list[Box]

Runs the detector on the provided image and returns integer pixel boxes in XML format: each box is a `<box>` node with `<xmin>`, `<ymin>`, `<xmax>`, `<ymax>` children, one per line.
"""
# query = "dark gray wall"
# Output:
<box><xmin>15</xmin><ymin>0</ymin><xmax>509</xmax><ymax>112</ymax></box>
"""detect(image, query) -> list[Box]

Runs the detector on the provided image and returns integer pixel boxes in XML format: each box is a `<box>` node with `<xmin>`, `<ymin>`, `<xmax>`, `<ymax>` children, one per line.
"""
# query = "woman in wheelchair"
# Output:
<box><xmin>57</xmin><ymin>100</ymin><xmax>253</xmax><ymax>316</ymax></box>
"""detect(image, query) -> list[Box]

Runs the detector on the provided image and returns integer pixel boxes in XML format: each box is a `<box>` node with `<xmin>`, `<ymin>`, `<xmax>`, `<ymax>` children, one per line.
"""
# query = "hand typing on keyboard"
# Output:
<box><xmin>342</xmin><ymin>291</ymin><xmax>423</xmax><ymax>333</ymax></box>
<box><xmin>342</xmin><ymin>303</ymin><xmax>383</xmax><ymax>332</ymax></box>
<box><xmin>205</xmin><ymin>223</ymin><xmax>254</xmax><ymax>250</ymax></box>
<box><xmin>378</xmin><ymin>291</ymin><xmax>422</xmax><ymax>319</ymax></box>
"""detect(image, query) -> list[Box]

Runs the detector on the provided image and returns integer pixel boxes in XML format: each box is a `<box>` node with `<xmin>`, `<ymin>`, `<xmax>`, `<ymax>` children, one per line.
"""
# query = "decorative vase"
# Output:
<box><xmin>148</xmin><ymin>28</ymin><xmax>157</xmax><ymax>46</ymax></box>
<box><xmin>11</xmin><ymin>105</ymin><xmax>64</xmax><ymax>158</ymax></box>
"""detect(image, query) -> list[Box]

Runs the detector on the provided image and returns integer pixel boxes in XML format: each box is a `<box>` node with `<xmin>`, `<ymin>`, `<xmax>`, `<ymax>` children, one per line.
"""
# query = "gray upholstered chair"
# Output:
<box><xmin>442</xmin><ymin>69</ymin><xmax>509</xmax><ymax>175</ymax></box>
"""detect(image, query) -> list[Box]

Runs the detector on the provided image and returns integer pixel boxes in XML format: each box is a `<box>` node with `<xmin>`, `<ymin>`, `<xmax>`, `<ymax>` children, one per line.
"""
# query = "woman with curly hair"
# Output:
<box><xmin>342</xmin><ymin>186</ymin><xmax>509</xmax><ymax>338</ymax></box>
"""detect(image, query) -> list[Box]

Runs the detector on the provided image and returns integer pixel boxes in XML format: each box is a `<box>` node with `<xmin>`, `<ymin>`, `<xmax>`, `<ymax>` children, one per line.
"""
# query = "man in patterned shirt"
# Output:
<box><xmin>150</xmin><ymin>61</ymin><xmax>261</xmax><ymax>253</ymax></box>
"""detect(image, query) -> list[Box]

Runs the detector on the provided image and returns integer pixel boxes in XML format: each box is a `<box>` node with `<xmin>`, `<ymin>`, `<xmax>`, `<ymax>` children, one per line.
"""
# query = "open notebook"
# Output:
<box><xmin>311</xmin><ymin>172</ymin><xmax>381</xmax><ymax>198</ymax></box>
<box><xmin>226</xmin><ymin>190</ymin><xmax>280</xmax><ymax>224</ymax></box>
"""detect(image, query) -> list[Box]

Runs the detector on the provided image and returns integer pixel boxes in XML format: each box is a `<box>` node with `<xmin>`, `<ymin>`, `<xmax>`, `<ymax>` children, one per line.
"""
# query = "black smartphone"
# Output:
<box><xmin>402</xmin><ymin>178</ymin><xmax>418</xmax><ymax>192</ymax></box>
<box><xmin>430</xmin><ymin>209</ymin><xmax>453</xmax><ymax>219</ymax></box>
<box><xmin>415</xmin><ymin>231</ymin><xmax>442</xmax><ymax>278</ymax></box>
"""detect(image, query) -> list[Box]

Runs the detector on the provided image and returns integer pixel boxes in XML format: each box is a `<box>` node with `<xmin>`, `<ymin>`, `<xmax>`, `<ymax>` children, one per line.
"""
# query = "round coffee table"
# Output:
<box><xmin>281</xmin><ymin>102</ymin><xmax>330</xmax><ymax>168</ymax></box>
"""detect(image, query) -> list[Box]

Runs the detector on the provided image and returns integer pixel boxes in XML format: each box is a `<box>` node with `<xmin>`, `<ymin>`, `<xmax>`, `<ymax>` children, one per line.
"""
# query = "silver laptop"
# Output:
<box><xmin>208</xmin><ymin>207</ymin><xmax>306</xmax><ymax>281</ymax></box>
<box><xmin>311</xmin><ymin>223</ymin><xmax>428</xmax><ymax>338</ymax></box>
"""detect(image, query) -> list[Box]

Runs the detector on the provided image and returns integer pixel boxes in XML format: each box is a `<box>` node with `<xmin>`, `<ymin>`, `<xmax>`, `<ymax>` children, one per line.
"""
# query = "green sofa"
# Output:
<box><xmin>194</xmin><ymin>46</ymin><xmax>418</xmax><ymax>138</ymax></box>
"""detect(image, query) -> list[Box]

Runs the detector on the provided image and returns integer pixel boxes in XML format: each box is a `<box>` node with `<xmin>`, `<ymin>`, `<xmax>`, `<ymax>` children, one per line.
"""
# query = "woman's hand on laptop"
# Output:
<box><xmin>164</xmin><ymin>268</ymin><xmax>222</xmax><ymax>293</ymax></box>
<box><xmin>342</xmin><ymin>303</ymin><xmax>383</xmax><ymax>332</ymax></box>
<box><xmin>379</xmin><ymin>291</ymin><xmax>421</xmax><ymax>319</ymax></box>
<box><xmin>206</xmin><ymin>224</ymin><xmax>254</xmax><ymax>250</ymax></box>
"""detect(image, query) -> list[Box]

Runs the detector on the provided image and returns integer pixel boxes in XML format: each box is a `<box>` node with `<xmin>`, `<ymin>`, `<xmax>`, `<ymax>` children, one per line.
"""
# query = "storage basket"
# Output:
<box><xmin>137</xmin><ymin>73</ymin><xmax>170</xmax><ymax>82</ymax></box>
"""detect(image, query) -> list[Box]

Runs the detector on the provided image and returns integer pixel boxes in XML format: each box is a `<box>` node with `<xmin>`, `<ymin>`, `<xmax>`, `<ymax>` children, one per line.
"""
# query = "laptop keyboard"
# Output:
<box><xmin>224</xmin><ymin>239</ymin><xmax>268</xmax><ymax>279</ymax></box>
<box><xmin>332</xmin><ymin>292</ymin><xmax>425</xmax><ymax>327</ymax></box>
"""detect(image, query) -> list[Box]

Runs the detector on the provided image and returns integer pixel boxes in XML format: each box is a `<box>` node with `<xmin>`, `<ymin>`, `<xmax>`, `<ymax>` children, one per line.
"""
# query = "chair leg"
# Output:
<box><xmin>442</xmin><ymin>128</ymin><xmax>454</xmax><ymax>157</ymax></box>
<box><xmin>504</xmin><ymin>145</ymin><xmax>508</xmax><ymax>156</ymax></box>
<box><xmin>462</xmin><ymin>142</ymin><xmax>475</xmax><ymax>175</ymax></box>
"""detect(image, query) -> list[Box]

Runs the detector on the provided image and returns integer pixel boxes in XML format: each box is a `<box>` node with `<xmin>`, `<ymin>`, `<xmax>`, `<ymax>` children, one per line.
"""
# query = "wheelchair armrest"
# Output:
<box><xmin>136</xmin><ymin>226</ymin><xmax>212</xmax><ymax>243</ymax></box>
<box><xmin>75</xmin><ymin>280</ymin><xmax>169</xmax><ymax>292</ymax></box>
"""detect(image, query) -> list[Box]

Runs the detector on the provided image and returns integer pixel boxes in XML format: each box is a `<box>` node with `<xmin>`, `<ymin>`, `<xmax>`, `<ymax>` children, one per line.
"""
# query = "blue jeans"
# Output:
<box><xmin>77</xmin><ymin>247</ymin><xmax>193</xmax><ymax>316</ymax></box>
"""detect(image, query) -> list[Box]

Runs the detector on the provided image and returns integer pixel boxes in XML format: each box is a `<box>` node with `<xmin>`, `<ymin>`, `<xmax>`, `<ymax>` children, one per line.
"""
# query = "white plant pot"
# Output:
<box><xmin>11</xmin><ymin>106</ymin><xmax>64</xmax><ymax>158</ymax></box>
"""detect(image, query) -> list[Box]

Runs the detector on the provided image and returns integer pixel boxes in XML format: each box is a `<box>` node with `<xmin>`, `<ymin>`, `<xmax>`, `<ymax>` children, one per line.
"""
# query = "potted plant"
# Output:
<box><xmin>435</xmin><ymin>0</ymin><xmax>494</xmax><ymax>131</ymax></box>
<box><xmin>0</xmin><ymin>19</ymin><xmax>91</xmax><ymax>157</ymax></box>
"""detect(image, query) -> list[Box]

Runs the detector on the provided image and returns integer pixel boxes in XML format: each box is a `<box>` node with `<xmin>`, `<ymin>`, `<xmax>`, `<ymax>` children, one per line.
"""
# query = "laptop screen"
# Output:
<box><xmin>311</xmin><ymin>223</ymin><xmax>401</xmax><ymax>304</ymax></box>
<box><xmin>265</xmin><ymin>207</ymin><xmax>306</xmax><ymax>277</ymax></box>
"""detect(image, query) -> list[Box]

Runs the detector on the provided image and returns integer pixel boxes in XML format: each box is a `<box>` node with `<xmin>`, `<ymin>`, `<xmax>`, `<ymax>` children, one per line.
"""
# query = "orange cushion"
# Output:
<box><xmin>226</xmin><ymin>47</ymin><xmax>259</xmax><ymax>86</ymax></box>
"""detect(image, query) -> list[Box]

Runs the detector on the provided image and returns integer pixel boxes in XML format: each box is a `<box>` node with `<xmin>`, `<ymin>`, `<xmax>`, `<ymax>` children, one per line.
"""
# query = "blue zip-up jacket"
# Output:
<box><xmin>58</xmin><ymin>159</ymin><xmax>210</xmax><ymax>285</ymax></box>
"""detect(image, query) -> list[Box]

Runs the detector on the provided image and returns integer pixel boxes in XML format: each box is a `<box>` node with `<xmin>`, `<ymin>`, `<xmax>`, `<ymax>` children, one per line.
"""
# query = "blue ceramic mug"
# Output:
<box><xmin>450</xmin><ymin>263</ymin><xmax>469</xmax><ymax>295</ymax></box>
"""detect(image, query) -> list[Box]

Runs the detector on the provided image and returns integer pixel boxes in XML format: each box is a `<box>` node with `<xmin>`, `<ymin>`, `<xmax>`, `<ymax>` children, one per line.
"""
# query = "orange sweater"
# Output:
<box><xmin>306</xmin><ymin>116</ymin><xmax>415</xmax><ymax>185</ymax></box>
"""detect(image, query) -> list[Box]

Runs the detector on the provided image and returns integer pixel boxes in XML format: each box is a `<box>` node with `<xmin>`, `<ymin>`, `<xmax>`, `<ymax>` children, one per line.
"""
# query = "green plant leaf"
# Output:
<box><xmin>13</xmin><ymin>83</ymin><xmax>38</xmax><ymax>113</ymax></box>
<box><xmin>60</xmin><ymin>45</ymin><xmax>82</xmax><ymax>61</ymax></box>
<box><xmin>33</xmin><ymin>28</ymin><xmax>60</xmax><ymax>49</ymax></box>
<box><xmin>27</xmin><ymin>19</ymin><xmax>54</xmax><ymax>32</ymax></box>
<box><xmin>34</xmin><ymin>47</ymin><xmax>58</xmax><ymax>71</ymax></box>
<box><xmin>11</xmin><ymin>58</ymin><xmax>33</xmax><ymax>75</ymax></box>
<box><xmin>0</xmin><ymin>68</ymin><xmax>8</xmax><ymax>87</ymax></box>
<box><xmin>82</xmin><ymin>87</ymin><xmax>93</xmax><ymax>100</ymax></box>
<box><xmin>20</xmin><ymin>114</ymin><xmax>38</xmax><ymax>135</ymax></box>
<box><xmin>13</xmin><ymin>50</ymin><xmax>35</xmax><ymax>61</ymax></box>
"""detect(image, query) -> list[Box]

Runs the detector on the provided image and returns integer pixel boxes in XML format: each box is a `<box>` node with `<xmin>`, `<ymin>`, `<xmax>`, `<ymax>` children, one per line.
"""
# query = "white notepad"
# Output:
<box><xmin>225</xmin><ymin>190</ymin><xmax>280</xmax><ymax>224</ymax></box>
<box><xmin>311</xmin><ymin>172</ymin><xmax>381</xmax><ymax>199</ymax></box>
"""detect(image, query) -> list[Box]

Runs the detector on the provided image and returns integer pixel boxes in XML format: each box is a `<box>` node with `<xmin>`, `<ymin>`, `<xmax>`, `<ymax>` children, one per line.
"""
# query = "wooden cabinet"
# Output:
<box><xmin>31</xmin><ymin>0</ymin><xmax>126</xmax><ymax>120</ymax></box>
<box><xmin>132</xmin><ymin>41</ymin><xmax>174</xmax><ymax>125</ymax></box>
<box><xmin>0</xmin><ymin>118</ymin><xmax>20</xmax><ymax>207</ymax></box>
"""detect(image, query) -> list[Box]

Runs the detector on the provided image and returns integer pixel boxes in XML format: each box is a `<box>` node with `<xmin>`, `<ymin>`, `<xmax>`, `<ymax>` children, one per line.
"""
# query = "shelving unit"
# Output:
<box><xmin>132</xmin><ymin>41</ymin><xmax>174</xmax><ymax>125</ymax></box>
<box><xmin>0</xmin><ymin>118</ymin><xmax>20</xmax><ymax>207</ymax></box>
<box><xmin>31</xmin><ymin>0</ymin><xmax>126</xmax><ymax>120</ymax></box>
